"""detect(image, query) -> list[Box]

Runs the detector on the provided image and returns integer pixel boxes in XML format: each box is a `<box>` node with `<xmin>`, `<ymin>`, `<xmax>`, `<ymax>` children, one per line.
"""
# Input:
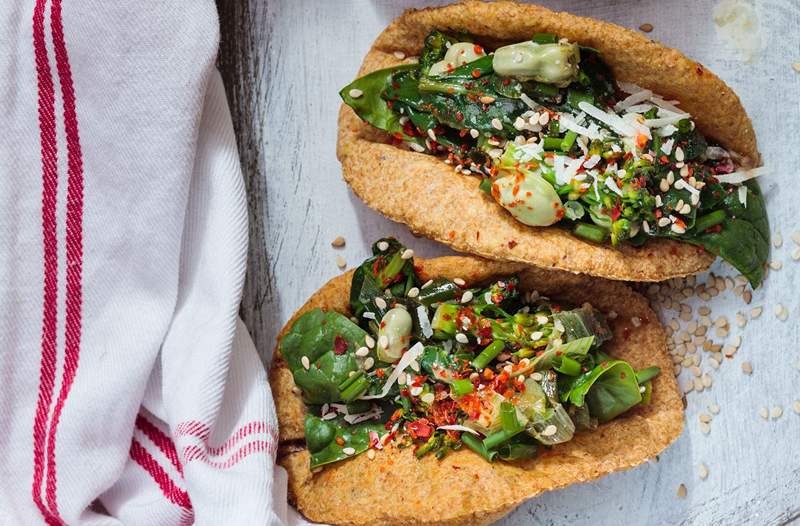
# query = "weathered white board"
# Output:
<box><xmin>217</xmin><ymin>1</ymin><xmax>800</xmax><ymax>524</ymax></box>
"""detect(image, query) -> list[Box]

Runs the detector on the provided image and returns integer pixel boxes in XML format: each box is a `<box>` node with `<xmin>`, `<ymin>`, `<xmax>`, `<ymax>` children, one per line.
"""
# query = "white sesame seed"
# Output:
<box><xmin>301</xmin><ymin>356</ymin><xmax>310</xmax><ymax>370</ymax></box>
<box><xmin>758</xmin><ymin>407</ymin><xmax>769</xmax><ymax>419</ymax></box>
<box><xmin>659</xmin><ymin>179</ymin><xmax>670</xmax><ymax>192</ymax></box>
<box><xmin>374</xmin><ymin>297</ymin><xmax>387</xmax><ymax>310</ymax></box>
<box><xmin>401</xmin><ymin>249</ymin><xmax>414</xmax><ymax>260</ymax></box>
<box><xmin>699</xmin><ymin>413</ymin><xmax>712</xmax><ymax>424</ymax></box>
<box><xmin>491</xmin><ymin>118</ymin><xmax>503</xmax><ymax>130</ymax></box>
<box><xmin>410</xmin><ymin>386</ymin><xmax>423</xmax><ymax>397</ymax></box>
<box><xmin>336</xmin><ymin>255</ymin><xmax>346</xmax><ymax>269</ymax></box>
<box><xmin>774</xmin><ymin>304</ymin><xmax>785</xmax><ymax>318</ymax></box>
<box><xmin>771</xmin><ymin>405</ymin><xmax>784</xmax><ymax>419</ymax></box>
<box><xmin>363</xmin><ymin>357</ymin><xmax>375</xmax><ymax>370</ymax></box>
<box><xmin>658</xmin><ymin>217</ymin><xmax>671</xmax><ymax>227</ymax></box>
<box><xmin>461</xmin><ymin>290</ymin><xmax>474</xmax><ymax>303</ymax></box>
<box><xmin>342</xmin><ymin>447</ymin><xmax>356</xmax><ymax>455</ymax></box>
<box><xmin>378</xmin><ymin>335</ymin><xmax>389</xmax><ymax>349</ymax></box>
<box><xmin>699</xmin><ymin>421</ymin><xmax>710</xmax><ymax>434</ymax></box>
<box><xmin>750</xmin><ymin>306</ymin><xmax>763</xmax><ymax>319</ymax></box>
<box><xmin>770</xmin><ymin>260</ymin><xmax>783</xmax><ymax>270</ymax></box>
<box><xmin>364</xmin><ymin>335</ymin><xmax>375</xmax><ymax>348</ymax></box>
<box><xmin>541</xmin><ymin>424</ymin><xmax>558</xmax><ymax>437</ymax></box>
<box><xmin>393</xmin><ymin>50</ymin><xmax>406</xmax><ymax>59</ymax></box>
<box><xmin>355</xmin><ymin>347</ymin><xmax>369</xmax><ymax>357</ymax></box>
<box><xmin>455</xmin><ymin>333</ymin><xmax>469</xmax><ymax>344</ymax></box>
<box><xmin>331</xmin><ymin>236</ymin><xmax>346</xmax><ymax>248</ymax></box>
<box><xmin>698</xmin><ymin>463</ymin><xmax>709</xmax><ymax>480</ymax></box>
<box><xmin>774</xmin><ymin>233</ymin><xmax>783</xmax><ymax>248</ymax></box>
<box><xmin>792</xmin><ymin>247</ymin><xmax>800</xmax><ymax>261</ymax></box>
<box><xmin>741</xmin><ymin>361</ymin><xmax>753</xmax><ymax>375</ymax></box>
<box><xmin>479</xmin><ymin>96</ymin><xmax>496</xmax><ymax>104</ymax></box>
<box><xmin>469</xmin><ymin>128</ymin><xmax>479</xmax><ymax>138</ymax></box>
<box><xmin>793</xmin><ymin>400</ymin><xmax>800</xmax><ymax>414</ymax></box>
<box><xmin>348</xmin><ymin>88</ymin><xmax>363</xmax><ymax>98</ymax></box>
<box><xmin>407</xmin><ymin>287</ymin><xmax>420</xmax><ymax>298</ymax></box>
<box><xmin>708</xmin><ymin>403</ymin><xmax>720</xmax><ymax>415</ymax></box>
<box><xmin>367</xmin><ymin>449</ymin><xmax>376</xmax><ymax>460</ymax></box>
<box><xmin>421</xmin><ymin>279</ymin><xmax>434</xmax><ymax>289</ymax></box>
<box><xmin>453</xmin><ymin>278</ymin><xmax>466</xmax><ymax>286</ymax></box>
<box><xmin>291</xmin><ymin>386</ymin><xmax>302</xmax><ymax>395</ymax></box>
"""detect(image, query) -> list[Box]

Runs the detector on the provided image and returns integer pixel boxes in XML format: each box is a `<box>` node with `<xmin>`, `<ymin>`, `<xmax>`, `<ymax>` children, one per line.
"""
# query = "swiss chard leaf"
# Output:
<box><xmin>339</xmin><ymin>64</ymin><xmax>421</xmax><ymax>144</ymax></box>
<box><xmin>305</xmin><ymin>414</ymin><xmax>385</xmax><ymax>469</ymax></box>
<box><xmin>564</xmin><ymin>360</ymin><xmax>642</xmax><ymax>423</ymax></box>
<box><xmin>280</xmin><ymin>309</ymin><xmax>368</xmax><ymax>404</ymax></box>
<box><xmin>685</xmin><ymin>180</ymin><xmax>769</xmax><ymax>287</ymax></box>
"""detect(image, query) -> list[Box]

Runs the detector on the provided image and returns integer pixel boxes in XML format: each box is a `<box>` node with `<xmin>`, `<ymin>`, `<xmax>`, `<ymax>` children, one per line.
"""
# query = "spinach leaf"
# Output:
<box><xmin>685</xmin><ymin>180</ymin><xmax>769</xmax><ymax>287</ymax></box>
<box><xmin>553</xmin><ymin>305</ymin><xmax>612</xmax><ymax>347</ymax></box>
<box><xmin>531</xmin><ymin>336</ymin><xmax>595</xmax><ymax>372</ymax></box>
<box><xmin>339</xmin><ymin>64</ymin><xmax>422</xmax><ymax>144</ymax></box>
<box><xmin>564</xmin><ymin>360</ymin><xmax>642</xmax><ymax>423</ymax></box>
<box><xmin>305</xmin><ymin>414</ymin><xmax>385</xmax><ymax>469</ymax></box>
<box><xmin>280</xmin><ymin>309</ymin><xmax>368</xmax><ymax>404</ymax></box>
<box><xmin>349</xmin><ymin>238</ymin><xmax>419</xmax><ymax>321</ymax></box>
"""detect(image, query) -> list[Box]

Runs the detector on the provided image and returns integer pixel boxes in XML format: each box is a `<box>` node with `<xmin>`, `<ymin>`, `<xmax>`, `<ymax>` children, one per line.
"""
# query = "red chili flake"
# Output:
<box><xmin>622</xmin><ymin>327</ymin><xmax>631</xmax><ymax>341</ymax></box>
<box><xmin>705</xmin><ymin>224</ymin><xmax>722</xmax><ymax>234</ymax></box>
<box><xmin>376</xmin><ymin>369</ymin><xmax>386</xmax><ymax>378</ymax></box>
<box><xmin>335</xmin><ymin>437</ymin><xmax>345</xmax><ymax>446</ymax></box>
<box><xmin>333</xmin><ymin>336</ymin><xmax>348</xmax><ymax>355</ymax></box>
<box><xmin>455</xmin><ymin>111</ymin><xmax>464</xmax><ymax>122</ymax></box>
<box><xmin>610</xmin><ymin>203</ymin><xmax>622</xmax><ymax>222</ymax></box>
<box><xmin>473</xmin><ymin>44</ymin><xmax>484</xmax><ymax>54</ymax></box>
<box><xmin>620</xmin><ymin>372</ymin><xmax>627</xmax><ymax>379</ymax></box>
<box><xmin>471</xmin><ymin>69</ymin><xmax>481</xmax><ymax>78</ymax></box>
<box><xmin>502</xmin><ymin>78</ymin><xmax>511</xmax><ymax>86</ymax></box>
<box><xmin>406</xmin><ymin>419</ymin><xmax>433</xmax><ymax>440</ymax></box>
<box><xmin>449</xmin><ymin>230</ymin><xmax>456</xmax><ymax>240</ymax></box>
<box><xmin>400</xmin><ymin>388</ymin><xmax>410</xmax><ymax>397</ymax></box>
<box><xmin>508</xmin><ymin>240</ymin><xmax>518</xmax><ymax>249</ymax></box>
<box><xmin>392</xmin><ymin>131</ymin><xmax>403</xmax><ymax>141</ymax></box>
<box><xmin>659</xmin><ymin>155</ymin><xmax>669</xmax><ymax>164</ymax></box>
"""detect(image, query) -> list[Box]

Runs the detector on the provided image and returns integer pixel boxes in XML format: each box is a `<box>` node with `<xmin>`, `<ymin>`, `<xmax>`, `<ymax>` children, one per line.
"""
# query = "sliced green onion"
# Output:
<box><xmin>461</xmin><ymin>433</ymin><xmax>497</xmax><ymax>462</ymax></box>
<box><xmin>479</xmin><ymin>177</ymin><xmax>493</xmax><ymax>196</ymax></box>
<box><xmin>482</xmin><ymin>427</ymin><xmax>524</xmax><ymax>451</ymax></box>
<box><xmin>635</xmin><ymin>366</ymin><xmax>661</xmax><ymax>384</ymax></box>
<box><xmin>548</xmin><ymin>119</ymin><xmax>560</xmax><ymax>136</ymax></box>
<box><xmin>472</xmin><ymin>340</ymin><xmax>505</xmax><ymax>370</ymax></box>
<box><xmin>452</xmin><ymin>378</ymin><xmax>475</xmax><ymax>397</ymax></box>
<box><xmin>497</xmin><ymin>441</ymin><xmax>538</xmax><ymax>461</ymax></box>
<box><xmin>500</xmin><ymin>402</ymin><xmax>522</xmax><ymax>433</ymax></box>
<box><xmin>560</xmin><ymin>130</ymin><xmax>578</xmax><ymax>152</ymax></box>
<box><xmin>693</xmin><ymin>210</ymin><xmax>727</xmax><ymax>233</ymax></box>
<box><xmin>555</xmin><ymin>355</ymin><xmax>581</xmax><ymax>376</ymax></box>
<box><xmin>340</xmin><ymin>375</ymin><xmax>369</xmax><ymax>402</ymax></box>
<box><xmin>415</xmin><ymin>433</ymin><xmax>442</xmax><ymax>458</ymax></box>
<box><xmin>566</xmin><ymin>89</ymin><xmax>595</xmax><ymax>110</ymax></box>
<box><xmin>531</xmin><ymin>32</ymin><xmax>558</xmax><ymax>44</ymax></box>
<box><xmin>573</xmin><ymin>222</ymin><xmax>609</xmax><ymax>243</ymax></box>
<box><xmin>542</xmin><ymin>137</ymin><xmax>563</xmax><ymax>151</ymax></box>
<box><xmin>528</xmin><ymin>81</ymin><xmax>560</xmax><ymax>98</ymax></box>
<box><xmin>337</xmin><ymin>370</ymin><xmax>364</xmax><ymax>392</ymax></box>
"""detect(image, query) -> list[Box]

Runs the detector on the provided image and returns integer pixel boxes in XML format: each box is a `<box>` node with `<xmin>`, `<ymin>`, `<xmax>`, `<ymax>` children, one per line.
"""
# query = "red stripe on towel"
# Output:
<box><xmin>45</xmin><ymin>0</ymin><xmax>86</xmax><ymax>517</ymax></box>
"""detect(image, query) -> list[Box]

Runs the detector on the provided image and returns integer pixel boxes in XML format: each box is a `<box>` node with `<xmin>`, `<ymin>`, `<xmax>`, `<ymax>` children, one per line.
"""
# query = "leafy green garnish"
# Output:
<box><xmin>280</xmin><ymin>309</ymin><xmax>368</xmax><ymax>404</ymax></box>
<box><xmin>563</xmin><ymin>360</ymin><xmax>644</xmax><ymax>422</ymax></box>
<box><xmin>305</xmin><ymin>414</ymin><xmax>384</xmax><ymax>469</ymax></box>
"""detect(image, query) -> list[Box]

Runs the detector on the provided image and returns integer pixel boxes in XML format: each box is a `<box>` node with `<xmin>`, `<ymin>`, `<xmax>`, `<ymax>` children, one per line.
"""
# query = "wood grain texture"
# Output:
<box><xmin>216</xmin><ymin>1</ymin><xmax>800</xmax><ymax>524</ymax></box>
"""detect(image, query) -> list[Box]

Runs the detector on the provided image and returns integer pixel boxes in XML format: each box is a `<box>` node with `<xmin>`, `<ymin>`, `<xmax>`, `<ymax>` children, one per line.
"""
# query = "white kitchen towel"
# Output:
<box><xmin>0</xmin><ymin>2</ymin><xmax>282</xmax><ymax>524</ymax></box>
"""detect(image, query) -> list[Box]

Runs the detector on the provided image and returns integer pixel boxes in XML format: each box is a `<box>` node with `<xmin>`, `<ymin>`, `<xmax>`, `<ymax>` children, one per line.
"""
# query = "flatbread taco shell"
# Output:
<box><xmin>270</xmin><ymin>256</ymin><xmax>684</xmax><ymax>525</ymax></box>
<box><xmin>336</xmin><ymin>0</ymin><xmax>760</xmax><ymax>283</ymax></box>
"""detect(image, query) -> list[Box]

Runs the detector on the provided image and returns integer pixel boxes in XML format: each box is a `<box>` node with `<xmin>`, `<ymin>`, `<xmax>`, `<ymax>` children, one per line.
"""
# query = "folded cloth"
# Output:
<box><xmin>0</xmin><ymin>2</ymin><xmax>282</xmax><ymax>524</ymax></box>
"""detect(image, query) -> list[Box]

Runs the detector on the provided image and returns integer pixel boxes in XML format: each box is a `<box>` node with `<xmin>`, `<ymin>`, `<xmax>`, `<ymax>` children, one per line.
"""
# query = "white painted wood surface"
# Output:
<box><xmin>217</xmin><ymin>1</ymin><xmax>800</xmax><ymax>524</ymax></box>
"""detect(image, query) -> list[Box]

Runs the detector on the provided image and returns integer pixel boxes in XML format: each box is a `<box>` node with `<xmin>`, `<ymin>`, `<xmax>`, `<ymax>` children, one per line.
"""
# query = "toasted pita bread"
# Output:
<box><xmin>270</xmin><ymin>256</ymin><xmax>683</xmax><ymax>525</ymax></box>
<box><xmin>337</xmin><ymin>0</ymin><xmax>760</xmax><ymax>283</ymax></box>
